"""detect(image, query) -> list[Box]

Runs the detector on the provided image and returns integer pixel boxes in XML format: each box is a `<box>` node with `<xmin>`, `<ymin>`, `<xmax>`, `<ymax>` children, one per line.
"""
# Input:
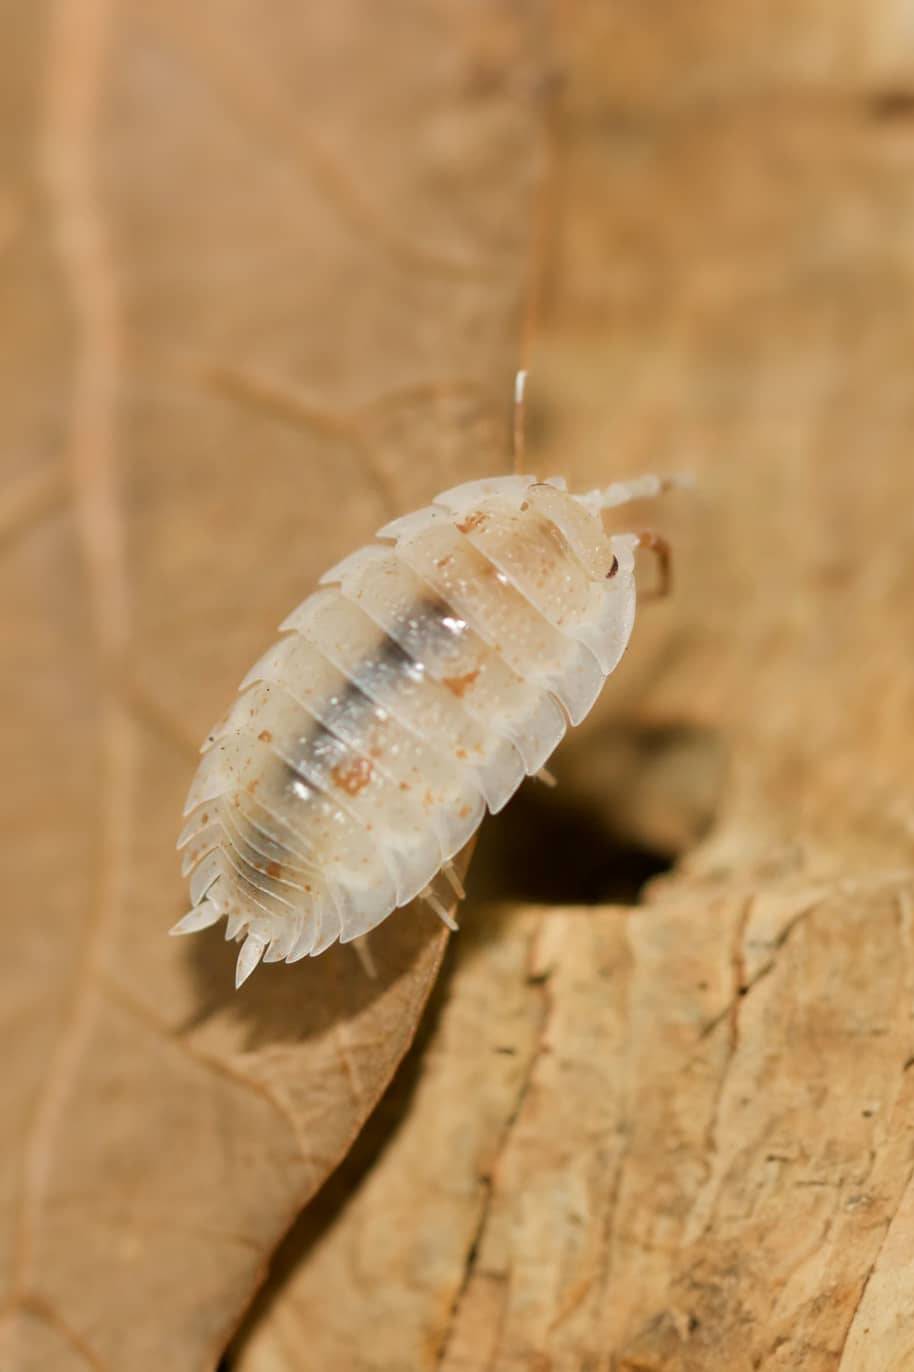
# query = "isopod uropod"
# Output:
<box><xmin>174</xmin><ymin>436</ymin><xmax>687</xmax><ymax>986</ymax></box>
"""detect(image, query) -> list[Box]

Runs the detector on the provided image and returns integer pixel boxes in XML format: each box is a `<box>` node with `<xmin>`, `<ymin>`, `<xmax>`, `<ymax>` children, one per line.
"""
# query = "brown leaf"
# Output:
<box><xmin>231</xmin><ymin>3</ymin><xmax>914</xmax><ymax>1370</ymax></box>
<box><xmin>1</xmin><ymin>2</ymin><xmax>545</xmax><ymax>1368</ymax></box>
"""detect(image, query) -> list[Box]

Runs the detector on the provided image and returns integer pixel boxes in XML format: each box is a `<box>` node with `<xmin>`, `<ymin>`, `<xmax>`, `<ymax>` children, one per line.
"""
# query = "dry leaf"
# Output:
<box><xmin>1</xmin><ymin>2</ymin><xmax>545</xmax><ymax>1368</ymax></box>
<box><xmin>230</xmin><ymin>3</ymin><xmax>914</xmax><ymax>1370</ymax></box>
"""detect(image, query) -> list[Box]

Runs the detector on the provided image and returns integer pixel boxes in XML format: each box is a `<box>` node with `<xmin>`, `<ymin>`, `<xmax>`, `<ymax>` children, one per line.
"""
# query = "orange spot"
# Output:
<box><xmin>246</xmin><ymin>778</ymin><xmax>260</xmax><ymax>796</ymax></box>
<box><xmin>442</xmin><ymin>668</ymin><xmax>479</xmax><ymax>698</ymax></box>
<box><xmin>456</xmin><ymin>747</ymin><xmax>468</xmax><ymax>759</ymax></box>
<box><xmin>266</xmin><ymin>860</ymin><xmax>282</xmax><ymax>879</ymax></box>
<box><xmin>459</xmin><ymin>805</ymin><xmax>471</xmax><ymax>818</ymax></box>
<box><xmin>400</xmin><ymin>781</ymin><xmax>411</xmax><ymax>791</ymax></box>
<box><xmin>457</xmin><ymin>511</ymin><xmax>487</xmax><ymax>534</ymax></box>
<box><xmin>201</xmin><ymin>812</ymin><xmax>208</xmax><ymax>824</ymax></box>
<box><xmin>258</xmin><ymin>729</ymin><xmax>273</xmax><ymax>743</ymax></box>
<box><xmin>331</xmin><ymin>757</ymin><xmax>374</xmax><ymax>796</ymax></box>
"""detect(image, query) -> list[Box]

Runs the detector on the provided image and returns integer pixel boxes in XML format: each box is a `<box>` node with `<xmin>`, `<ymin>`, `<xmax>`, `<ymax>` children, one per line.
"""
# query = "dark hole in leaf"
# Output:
<box><xmin>470</xmin><ymin>719</ymin><xmax>725</xmax><ymax>905</ymax></box>
<box><xmin>472</xmin><ymin>786</ymin><xmax>672</xmax><ymax>904</ymax></box>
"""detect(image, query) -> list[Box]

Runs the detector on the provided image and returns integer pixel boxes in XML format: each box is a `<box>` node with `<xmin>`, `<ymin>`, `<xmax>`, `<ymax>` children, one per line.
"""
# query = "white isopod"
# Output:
<box><xmin>174</xmin><ymin>449</ymin><xmax>686</xmax><ymax>987</ymax></box>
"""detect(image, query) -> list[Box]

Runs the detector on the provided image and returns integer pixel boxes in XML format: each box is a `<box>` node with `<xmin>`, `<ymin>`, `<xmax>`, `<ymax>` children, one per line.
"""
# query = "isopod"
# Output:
<box><xmin>174</xmin><ymin>460</ymin><xmax>687</xmax><ymax>987</ymax></box>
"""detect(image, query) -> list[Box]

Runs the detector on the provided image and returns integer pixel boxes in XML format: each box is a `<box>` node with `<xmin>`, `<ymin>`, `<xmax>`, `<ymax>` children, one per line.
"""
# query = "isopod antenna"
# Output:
<box><xmin>583</xmin><ymin>472</ymin><xmax>695</xmax><ymax>511</ymax></box>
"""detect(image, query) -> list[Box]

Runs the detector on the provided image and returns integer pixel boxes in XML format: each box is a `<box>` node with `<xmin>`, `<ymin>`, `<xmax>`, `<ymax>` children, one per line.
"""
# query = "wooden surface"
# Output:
<box><xmin>5</xmin><ymin>1</ymin><xmax>914</xmax><ymax>1369</ymax></box>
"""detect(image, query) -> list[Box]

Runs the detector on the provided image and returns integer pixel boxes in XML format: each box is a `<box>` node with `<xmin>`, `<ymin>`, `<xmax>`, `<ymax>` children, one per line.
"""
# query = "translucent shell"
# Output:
<box><xmin>175</xmin><ymin>472</ymin><xmax>663</xmax><ymax>987</ymax></box>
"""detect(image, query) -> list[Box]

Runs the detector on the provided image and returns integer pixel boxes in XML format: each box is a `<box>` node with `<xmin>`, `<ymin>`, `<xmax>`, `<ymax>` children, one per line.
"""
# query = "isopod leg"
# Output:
<box><xmin>534</xmin><ymin>766</ymin><xmax>557</xmax><ymax>787</ymax></box>
<box><xmin>441</xmin><ymin>861</ymin><xmax>466</xmax><ymax>900</ymax></box>
<box><xmin>421</xmin><ymin>886</ymin><xmax>459</xmax><ymax>932</ymax></box>
<box><xmin>351</xmin><ymin>937</ymin><xmax>377</xmax><ymax>979</ymax></box>
<box><xmin>634</xmin><ymin>530</ymin><xmax>672</xmax><ymax>600</ymax></box>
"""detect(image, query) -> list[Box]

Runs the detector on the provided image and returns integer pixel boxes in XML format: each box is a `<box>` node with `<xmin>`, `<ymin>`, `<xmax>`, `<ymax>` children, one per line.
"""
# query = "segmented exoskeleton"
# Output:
<box><xmin>175</xmin><ymin>471</ymin><xmax>683</xmax><ymax>986</ymax></box>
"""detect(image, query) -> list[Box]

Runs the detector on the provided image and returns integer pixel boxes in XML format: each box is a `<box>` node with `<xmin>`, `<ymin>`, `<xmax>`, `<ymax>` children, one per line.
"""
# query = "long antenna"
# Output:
<box><xmin>512</xmin><ymin>369</ymin><xmax>528</xmax><ymax>476</ymax></box>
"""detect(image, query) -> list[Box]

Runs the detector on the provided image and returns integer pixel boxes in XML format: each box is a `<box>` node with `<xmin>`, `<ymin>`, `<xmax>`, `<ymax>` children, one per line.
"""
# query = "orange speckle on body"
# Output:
<box><xmin>442</xmin><ymin>668</ymin><xmax>479</xmax><ymax>698</ymax></box>
<box><xmin>456</xmin><ymin>510</ymin><xmax>487</xmax><ymax>534</ymax></box>
<box><xmin>330</xmin><ymin>756</ymin><xmax>374</xmax><ymax>796</ymax></box>
<box><xmin>266</xmin><ymin>860</ymin><xmax>282</xmax><ymax>879</ymax></box>
<box><xmin>258</xmin><ymin>729</ymin><xmax>273</xmax><ymax>743</ymax></box>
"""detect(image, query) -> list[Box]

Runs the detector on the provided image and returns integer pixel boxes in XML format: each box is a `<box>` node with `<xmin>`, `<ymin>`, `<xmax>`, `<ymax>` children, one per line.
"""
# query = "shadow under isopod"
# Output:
<box><xmin>471</xmin><ymin>717</ymin><xmax>726</xmax><ymax>906</ymax></box>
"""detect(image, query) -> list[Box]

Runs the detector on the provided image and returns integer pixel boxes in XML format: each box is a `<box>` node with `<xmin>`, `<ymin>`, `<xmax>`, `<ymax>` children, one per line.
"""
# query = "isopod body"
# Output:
<box><xmin>175</xmin><ymin>472</ymin><xmax>682</xmax><ymax>986</ymax></box>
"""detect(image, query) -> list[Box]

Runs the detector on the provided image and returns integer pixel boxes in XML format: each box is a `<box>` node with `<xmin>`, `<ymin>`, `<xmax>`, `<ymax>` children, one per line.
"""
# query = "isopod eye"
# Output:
<box><xmin>606</xmin><ymin>556</ymin><xmax>619</xmax><ymax>579</ymax></box>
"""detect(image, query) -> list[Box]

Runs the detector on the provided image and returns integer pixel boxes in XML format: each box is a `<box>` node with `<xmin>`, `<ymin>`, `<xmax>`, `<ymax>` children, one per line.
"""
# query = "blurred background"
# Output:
<box><xmin>5</xmin><ymin>2</ymin><xmax>914</xmax><ymax>1369</ymax></box>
